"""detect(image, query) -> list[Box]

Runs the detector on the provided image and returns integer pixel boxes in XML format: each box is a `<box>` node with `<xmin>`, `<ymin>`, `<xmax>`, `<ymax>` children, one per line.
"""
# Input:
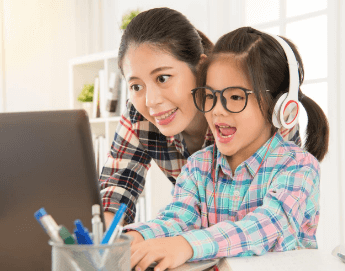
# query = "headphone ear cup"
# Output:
<box><xmin>272</xmin><ymin>93</ymin><xmax>288</xmax><ymax>128</ymax></box>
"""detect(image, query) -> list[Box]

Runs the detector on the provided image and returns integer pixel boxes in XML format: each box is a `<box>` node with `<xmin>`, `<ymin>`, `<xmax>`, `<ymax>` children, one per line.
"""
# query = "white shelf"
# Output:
<box><xmin>69</xmin><ymin>50</ymin><xmax>127</xmax><ymax>149</ymax></box>
<box><xmin>69</xmin><ymin>50</ymin><xmax>118</xmax><ymax>66</ymax></box>
<box><xmin>89</xmin><ymin>116</ymin><xmax>121</xmax><ymax>123</ymax></box>
<box><xmin>69</xmin><ymin>50</ymin><xmax>151</xmax><ymax>223</ymax></box>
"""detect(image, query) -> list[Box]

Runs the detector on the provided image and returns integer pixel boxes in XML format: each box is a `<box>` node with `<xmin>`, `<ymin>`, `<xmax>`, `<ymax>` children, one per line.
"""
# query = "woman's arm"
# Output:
<box><xmin>99</xmin><ymin>102</ymin><xmax>152</xmax><ymax>225</ymax></box>
<box><xmin>123</xmin><ymin>156</ymin><xmax>203</xmax><ymax>238</ymax></box>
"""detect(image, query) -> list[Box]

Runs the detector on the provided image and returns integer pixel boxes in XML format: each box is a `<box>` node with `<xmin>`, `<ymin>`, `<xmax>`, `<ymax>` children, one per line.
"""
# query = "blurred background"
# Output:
<box><xmin>1</xmin><ymin>0</ymin><xmax>344</xmax><ymax>255</ymax></box>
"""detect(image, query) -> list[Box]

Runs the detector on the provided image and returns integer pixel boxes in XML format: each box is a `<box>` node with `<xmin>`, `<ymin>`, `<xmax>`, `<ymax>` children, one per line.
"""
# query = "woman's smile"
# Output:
<box><xmin>123</xmin><ymin>43</ymin><xmax>203</xmax><ymax>136</ymax></box>
<box><xmin>153</xmin><ymin>108</ymin><xmax>178</xmax><ymax>125</ymax></box>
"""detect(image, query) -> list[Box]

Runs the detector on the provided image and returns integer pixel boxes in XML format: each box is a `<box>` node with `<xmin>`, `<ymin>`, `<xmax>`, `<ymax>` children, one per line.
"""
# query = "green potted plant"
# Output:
<box><xmin>121</xmin><ymin>9</ymin><xmax>140</xmax><ymax>30</ymax></box>
<box><xmin>77</xmin><ymin>83</ymin><xmax>94</xmax><ymax>117</ymax></box>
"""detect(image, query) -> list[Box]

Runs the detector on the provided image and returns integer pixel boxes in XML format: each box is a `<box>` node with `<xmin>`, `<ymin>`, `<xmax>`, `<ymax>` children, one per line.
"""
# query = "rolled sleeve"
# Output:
<box><xmin>99</xmin><ymin>104</ymin><xmax>152</xmax><ymax>224</ymax></box>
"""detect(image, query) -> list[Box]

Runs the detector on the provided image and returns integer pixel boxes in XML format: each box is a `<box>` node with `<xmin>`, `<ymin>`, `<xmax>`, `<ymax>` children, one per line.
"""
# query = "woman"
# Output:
<box><xmin>99</xmin><ymin>8</ymin><xmax>299</xmax><ymax>227</ymax></box>
<box><xmin>99</xmin><ymin>7</ymin><xmax>214</xmax><ymax>226</ymax></box>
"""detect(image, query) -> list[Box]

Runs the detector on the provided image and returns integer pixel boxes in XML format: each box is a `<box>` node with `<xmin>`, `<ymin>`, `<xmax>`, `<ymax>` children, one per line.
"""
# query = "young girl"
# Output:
<box><xmin>99</xmin><ymin>7</ymin><xmax>302</xmax><ymax>227</ymax></box>
<box><xmin>123</xmin><ymin>27</ymin><xmax>329</xmax><ymax>271</ymax></box>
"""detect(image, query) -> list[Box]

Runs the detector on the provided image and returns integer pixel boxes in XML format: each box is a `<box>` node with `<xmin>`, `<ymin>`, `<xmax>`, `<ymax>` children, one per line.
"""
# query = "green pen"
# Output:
<box><xmin>59</xmin><ymin>226</ymin><xmax>76</xmax><ymax>245</ymax></box>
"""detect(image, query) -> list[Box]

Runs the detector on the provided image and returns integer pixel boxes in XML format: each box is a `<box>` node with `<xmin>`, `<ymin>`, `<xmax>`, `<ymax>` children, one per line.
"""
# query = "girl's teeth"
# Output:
<box><xmin>220</xmin><ymin>133</ymin><xmax>233</xmax><ymax>138</ymax></box>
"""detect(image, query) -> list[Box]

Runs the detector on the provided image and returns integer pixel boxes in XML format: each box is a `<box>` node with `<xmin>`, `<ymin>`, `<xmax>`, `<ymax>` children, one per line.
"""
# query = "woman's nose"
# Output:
<box><xmin>146</xmin><ymin>85</ymin><xmax>164</xmax><ymax>107</ymax></box>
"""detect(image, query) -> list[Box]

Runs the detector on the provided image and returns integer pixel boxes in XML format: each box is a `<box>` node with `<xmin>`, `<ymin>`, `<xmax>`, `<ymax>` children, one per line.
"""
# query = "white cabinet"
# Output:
<box><xmin>69</xmin><ymin>50</ymin><xmax>124</xmax><ymax>150</ymax></box>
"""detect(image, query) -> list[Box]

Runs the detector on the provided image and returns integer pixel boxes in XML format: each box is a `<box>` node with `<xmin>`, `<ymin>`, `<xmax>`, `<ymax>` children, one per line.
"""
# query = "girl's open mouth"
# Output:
<box><xmin>215</xmin><ymin>124</ymin><xmax>237</xmax><ymax>143</ymax></box>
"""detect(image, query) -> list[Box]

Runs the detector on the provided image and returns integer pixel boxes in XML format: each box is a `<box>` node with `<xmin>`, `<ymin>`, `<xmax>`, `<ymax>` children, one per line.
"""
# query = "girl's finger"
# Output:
<box><xmin>135</xmin><ymin>252</ymin><xmax>162</xmax><ymax>271</ymax></box>
<box><xmin>130</xmin><ymin>248</ymin><xmax>148</xmax><ymax>269</ymax></box>
<box><xmin>154</xmin><ymin>257</ymin><xmax>171</xmax><ymax>271</ymax></box>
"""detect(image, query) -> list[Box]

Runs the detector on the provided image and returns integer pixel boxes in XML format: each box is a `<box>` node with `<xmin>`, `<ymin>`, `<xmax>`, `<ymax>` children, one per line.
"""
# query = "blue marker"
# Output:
<box><xmin>34</xmin><ymin>208</ymin><xmax>82</xmax><ymax>270</ymax></box>
<box><xmin>101</xmin><ymin>203</ymin><xmax>127</xmax><ymax>245</ymax></box>
<box><xmin>74</xmin><ymin>220</ymin><xmax>93</xmax><ymax>245</ymax></box>
<box><xmin>34</xmin><ymin>208</ymin><xmax>62</xmax><ymax>244</ymax></box>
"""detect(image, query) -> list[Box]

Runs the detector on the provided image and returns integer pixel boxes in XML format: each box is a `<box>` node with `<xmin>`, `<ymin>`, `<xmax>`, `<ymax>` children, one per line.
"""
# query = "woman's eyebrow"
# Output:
<box><xmin>127</xmin><ymin>66</ymin><xmax>173</xmax><ymax>82</ymax></box>
<box><xmin>150</xmin><ymin>66</ymin><xmax>173</xmax><ymax>75</ymax></box>
<box><xmin>128</xmin><ymin>76</ymin><xmax>140</xmax><ymax>81</ymax></box>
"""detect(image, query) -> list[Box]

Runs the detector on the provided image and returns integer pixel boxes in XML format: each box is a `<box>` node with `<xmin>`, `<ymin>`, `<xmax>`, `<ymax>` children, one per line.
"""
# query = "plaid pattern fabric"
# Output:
<box><xmin>99</xmin><ymin>101</ymin><xmax>214</xmax><ymax>223</ymax></box>
<box><xmin>123</xmin><ymin>133</ymin><xmax>320</xmax><ymax>261</ymax></box>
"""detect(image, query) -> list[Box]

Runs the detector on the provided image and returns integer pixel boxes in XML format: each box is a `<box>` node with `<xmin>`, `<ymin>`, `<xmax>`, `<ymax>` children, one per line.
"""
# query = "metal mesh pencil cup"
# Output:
<box><xmin>49</xmin><ymin>234</ymin><xmax>132</xmax><ymax>271</ymax></box>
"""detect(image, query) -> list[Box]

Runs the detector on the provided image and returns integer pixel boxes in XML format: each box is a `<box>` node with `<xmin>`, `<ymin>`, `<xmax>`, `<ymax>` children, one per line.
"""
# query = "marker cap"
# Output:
<box><xmin>92</xmin><ymin>204</ymin><xmax>100</xmax><ymax>215</ymax></box>
<box><xmin>34</xmin><ymin>207</ymin><xmax>47</xmax><ymax>221</ymax></box>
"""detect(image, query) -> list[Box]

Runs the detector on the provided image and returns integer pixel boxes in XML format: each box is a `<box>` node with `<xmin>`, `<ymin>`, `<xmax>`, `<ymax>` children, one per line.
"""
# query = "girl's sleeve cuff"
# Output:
<box><xmin>180</xmin><ymin>230</ymin><xmax>219</xmax><ymax>261</ymax></box>
<box><xmin>123</xmin><ymin>223</ymin><xmax>157</xmax><ymax>240</ymax></box>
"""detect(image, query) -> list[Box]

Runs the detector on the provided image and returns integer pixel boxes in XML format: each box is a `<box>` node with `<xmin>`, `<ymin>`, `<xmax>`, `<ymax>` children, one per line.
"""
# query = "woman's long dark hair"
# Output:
<box><xmin>118</xmin><ymin>7</ymin><xmax>213</xmax><ymax>76</ymax></box>
<box><xmin>198</xmin><ymin>26</ymin><xmax>329</xmax><ymax>161</ymax></box>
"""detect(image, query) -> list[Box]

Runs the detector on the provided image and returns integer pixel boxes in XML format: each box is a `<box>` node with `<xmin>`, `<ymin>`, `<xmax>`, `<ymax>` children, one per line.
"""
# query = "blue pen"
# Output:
<box><xmin>99</xmin><ymin>204</ymin><xmax>127</xmax><ymax>268</ymax></box>
<box><xmin>101</xmin><ymin>203</ymin><xmax>127</xmax><ymax>245</ymax></box>
<box><xmin>74</xmin><ymin>220</ymin><xmax>93</xmax><ymax>245</ymax></box>
<box><xmin>74</xmin><ymin>221</ymin><xmax>101</xmax><ymax>270</ymax></box>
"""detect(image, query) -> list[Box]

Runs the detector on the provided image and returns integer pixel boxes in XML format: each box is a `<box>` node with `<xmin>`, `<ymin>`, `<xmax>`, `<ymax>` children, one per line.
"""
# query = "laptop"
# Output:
<box><xmin>0</xmin><ymin>110</ymin><xmax>105</xmax><ymax>270</ymax></box>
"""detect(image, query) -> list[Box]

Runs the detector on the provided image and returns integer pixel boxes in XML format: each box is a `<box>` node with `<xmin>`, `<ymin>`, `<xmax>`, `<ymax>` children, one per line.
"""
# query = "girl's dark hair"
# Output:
<box><xmin>198</xmin><ymin>26</ymin><xmax>329</xmax><ymax>161</ymax></box>
<box><xmin>118</xmin><ymin>7</ymin><xmax>213</xmax><ymax>75</ymax></box>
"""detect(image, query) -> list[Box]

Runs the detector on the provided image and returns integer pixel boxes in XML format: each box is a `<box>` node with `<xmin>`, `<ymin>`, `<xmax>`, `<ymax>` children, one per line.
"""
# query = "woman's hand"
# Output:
<box><xmin>125</xmin><ymin>230</ymin><xmax>145</xmax><ymax>246</ymax></box>
<box><xmin>131</xmin><ymin>236</ymin><xmax>193</xmax><ymax>271</ymax></box>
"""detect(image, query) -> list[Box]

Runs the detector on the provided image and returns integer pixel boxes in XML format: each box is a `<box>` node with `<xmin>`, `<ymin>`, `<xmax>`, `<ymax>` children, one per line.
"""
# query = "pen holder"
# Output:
<box><xmin>49</xmin><ymin>234</ymin><xmax>132</xmax><ymax>271</ymax></box>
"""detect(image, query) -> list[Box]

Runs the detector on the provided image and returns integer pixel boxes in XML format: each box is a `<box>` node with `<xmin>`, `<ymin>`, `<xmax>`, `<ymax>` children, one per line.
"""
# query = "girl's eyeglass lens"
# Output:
<box><xmin>192</xmin><ymin>87</ymin><xmax>251</xmax><ymax>113</ymax></box>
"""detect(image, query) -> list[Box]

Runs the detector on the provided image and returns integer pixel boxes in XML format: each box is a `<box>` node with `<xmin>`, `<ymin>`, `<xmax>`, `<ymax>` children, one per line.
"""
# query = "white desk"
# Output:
<box><xmin>217</xmin><ymin>249</ymin><xmax>344</xmax><ymax>271</ymax></box>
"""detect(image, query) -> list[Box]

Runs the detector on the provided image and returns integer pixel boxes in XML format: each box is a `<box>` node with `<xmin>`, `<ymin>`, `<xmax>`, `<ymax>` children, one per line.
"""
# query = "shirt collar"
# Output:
<box><xmin>166</xmin><ymin>135</ymin><xmax>175</xmax><ymax>147</ymax></box>
<box><xmin>244</xmin><ymin>132</ymin><xmax>283</xmax><ymax>177</ymax></box>
<box><xmin>214</xmin><ymin>132</ymin><xmax>284</xmax><ymax>178</ymax></box>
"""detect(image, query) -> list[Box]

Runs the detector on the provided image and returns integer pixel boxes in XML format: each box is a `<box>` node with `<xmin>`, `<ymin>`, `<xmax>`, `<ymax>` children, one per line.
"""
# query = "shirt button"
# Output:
<box><xmin>234</xmin><ymin>190</ymin><xmax>240</xmax><ymax>197</ymax></box>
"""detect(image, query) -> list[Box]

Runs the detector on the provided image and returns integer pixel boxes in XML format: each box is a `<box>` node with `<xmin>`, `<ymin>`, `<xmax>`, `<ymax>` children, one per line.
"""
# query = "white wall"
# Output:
<box><xmin>0</xmin><ymin>1</ymin><xmax>6</xmax><ymax>112</ymax></box>
<box><xmin>1</xmin><ymin>0</ymin><xmax>79</xmax><ymax>112</ymax></box>
<box><xmin>337</xmin><ymin>0</ymin><xmax>345</xmax><ymax>246</ymax></box>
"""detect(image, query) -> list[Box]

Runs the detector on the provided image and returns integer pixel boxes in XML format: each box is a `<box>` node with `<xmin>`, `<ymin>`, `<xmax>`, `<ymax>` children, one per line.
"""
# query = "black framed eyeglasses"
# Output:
<box><xmin>191</xmin><ymin>86</ymin><xmax>254</xmax><ymax>113</ymax></box>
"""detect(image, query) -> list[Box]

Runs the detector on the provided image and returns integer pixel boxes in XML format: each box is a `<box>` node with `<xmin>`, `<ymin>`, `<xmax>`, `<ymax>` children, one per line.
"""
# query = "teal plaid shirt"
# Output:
<box><xmin>124</xmin><ymin>133</ymin><xmax>320</xmax><ymax>261</ymax></box>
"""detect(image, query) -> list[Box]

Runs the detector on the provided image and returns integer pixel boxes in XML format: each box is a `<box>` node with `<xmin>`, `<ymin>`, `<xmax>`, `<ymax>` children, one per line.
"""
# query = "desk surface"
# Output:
<box><xmin>217</xmin><ymin>249</ymin><xmax>344</xmax><ymax>271</ymax></box>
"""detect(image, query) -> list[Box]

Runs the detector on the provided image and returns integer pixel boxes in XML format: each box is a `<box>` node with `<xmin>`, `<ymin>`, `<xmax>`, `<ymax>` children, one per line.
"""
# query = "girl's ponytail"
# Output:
<box><xmin>299</xmin><ymin>92</ymin><xmax>329</xmax><ymax>161</ymax></box>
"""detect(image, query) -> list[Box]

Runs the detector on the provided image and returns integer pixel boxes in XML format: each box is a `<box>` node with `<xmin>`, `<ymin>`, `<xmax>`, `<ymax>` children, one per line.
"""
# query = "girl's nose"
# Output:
<box><xmin>212</xmin><ymin>94</ymin><xmax>228</xmax><ymax>116</ymax></box>
<box><xmin>146</xmin><ymin>85</ymin><xmax>164</xmax><ymax>107</ymax></box>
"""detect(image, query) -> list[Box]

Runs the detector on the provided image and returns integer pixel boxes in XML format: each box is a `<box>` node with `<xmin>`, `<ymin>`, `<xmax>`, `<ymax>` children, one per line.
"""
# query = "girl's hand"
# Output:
<box><xmin>125</xmin><ymin>231</ymin><xmax>145</xmax><ymax>246</ymax></box>
<box><xmin>131</xmin><ymin>236</ymin><xmax>193</xmax><ymax>271</ymax></box>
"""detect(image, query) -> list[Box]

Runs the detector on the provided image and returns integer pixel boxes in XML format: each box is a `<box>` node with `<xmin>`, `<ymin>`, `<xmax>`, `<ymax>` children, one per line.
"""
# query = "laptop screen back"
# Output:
<box><xmin>0</xmin><ymin>110</ymin><xmax>104</xmax><ymax>270</ymax></box>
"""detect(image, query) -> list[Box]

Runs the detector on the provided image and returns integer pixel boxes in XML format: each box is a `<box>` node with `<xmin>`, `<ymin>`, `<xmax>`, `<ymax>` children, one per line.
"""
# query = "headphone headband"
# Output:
<box><xmin>272</xmin><ymin>35</ymin><xmax>299</xmax><ymax>100</ymax></box>
<box><xmin>269</xmin><ymin>34</ymin><xmax>300</xmax><ymax>129</ymax></box>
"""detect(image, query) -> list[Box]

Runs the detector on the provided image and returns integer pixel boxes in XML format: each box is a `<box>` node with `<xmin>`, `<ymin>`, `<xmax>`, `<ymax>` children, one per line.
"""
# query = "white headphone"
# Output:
<box><xmin>270</xmin><ymin>35</ymin><xmax>300</xmax><ymax>129</ymax></box>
